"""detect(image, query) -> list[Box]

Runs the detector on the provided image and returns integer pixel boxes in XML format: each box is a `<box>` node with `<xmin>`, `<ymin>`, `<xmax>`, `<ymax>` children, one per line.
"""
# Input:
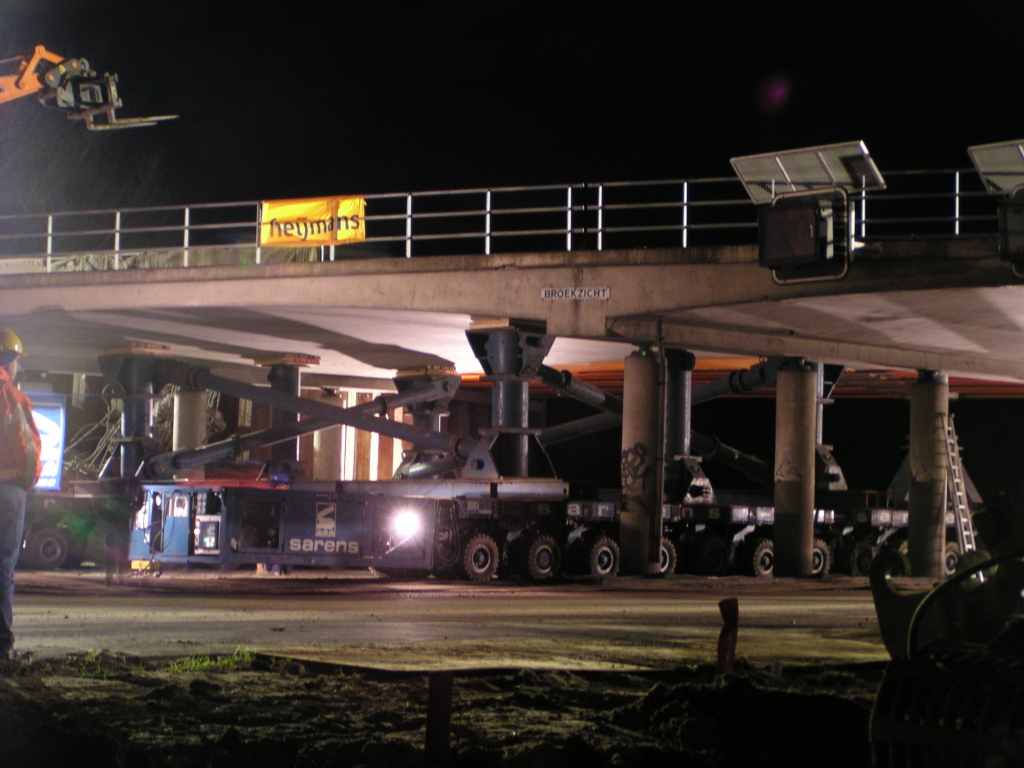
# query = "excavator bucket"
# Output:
<box><xmin>869</xmin><ymin>546</ymin><xmax>1024</xmax><ymax>765</ymax></box>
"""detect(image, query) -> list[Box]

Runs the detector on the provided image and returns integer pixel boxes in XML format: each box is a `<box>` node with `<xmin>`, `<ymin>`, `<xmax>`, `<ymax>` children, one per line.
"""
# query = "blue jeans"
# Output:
<box><xmin>0</xmin><ymin>484</ymin><xmax>26</xmax><ymax>652</ymax></box>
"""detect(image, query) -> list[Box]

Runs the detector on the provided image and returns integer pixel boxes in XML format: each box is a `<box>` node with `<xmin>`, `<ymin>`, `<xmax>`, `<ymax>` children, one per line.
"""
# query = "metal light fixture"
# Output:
<box><xmin>967</xmin><ymin>139</ymin><xmax>1024</xmax><ymax>266</ymax></box>
<box><xmin>731</xmin><ymin>141</ymin><xmax>886</xmax><ymax>284</ymax></box>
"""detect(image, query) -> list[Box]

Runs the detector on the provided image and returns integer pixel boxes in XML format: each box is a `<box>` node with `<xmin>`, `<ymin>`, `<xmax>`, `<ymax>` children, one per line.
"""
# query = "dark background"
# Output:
<box><xmin>3</xmin><ymin>3</ymin><xmax>1024</xmax><ymax>511</ymax></box>
<box><xmin>2</xmin><ymin>3</ymin><xmax>1022</xmax><ymax>210</ymax></box>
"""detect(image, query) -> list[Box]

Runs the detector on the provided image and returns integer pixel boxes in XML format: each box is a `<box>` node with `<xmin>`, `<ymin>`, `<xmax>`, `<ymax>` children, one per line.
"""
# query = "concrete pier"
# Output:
<box><xmin>773</xmin><ymin>359</ymin><xmax>817</xmax><ymax>577</ymax></box>
<box><xmin>907</xmin><ymin>370</ymin><xmax>949</xmax><ymax>578</ymax></box>
<box><xmin>619</xmin><ymin>350</ymin><xmax>663</xmax><ymax>576</ymax></box>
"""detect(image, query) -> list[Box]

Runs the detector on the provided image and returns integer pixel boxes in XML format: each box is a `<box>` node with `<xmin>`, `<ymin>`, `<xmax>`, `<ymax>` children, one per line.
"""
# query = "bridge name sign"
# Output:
<box><xmin>541</xmin><ymin>287</ymin><xmax>610</xmax><ymax>300</ymax></box>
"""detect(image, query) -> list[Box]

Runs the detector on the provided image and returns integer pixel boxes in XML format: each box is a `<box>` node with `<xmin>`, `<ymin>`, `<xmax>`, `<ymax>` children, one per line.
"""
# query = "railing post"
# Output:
<box><xmin>954</xmin><ymin>171</ymin><xmax>961</xmax><ymax>236</ymax></box>
<box><xmin>682</xmin><ymin>181</ymin><xmax>689</xmax><ymax>248</ymax></box>
<box><xmin>597</xmin><ymin>185</ymin><xmax>604</xmax><ymax>252</ymax></box>
<box><xmin>183</xmin><ymin>206</ymin><xmax>190</xmax><ymax>267</ymax></box>
<box><xmin>566</xmin><ymin>186</ymin><xmax>573</xmax><ymax>251</ymax></box>
<box><xmin>46</xmin><ymin>215</ymin><xmax>53</xmax><ymax>273</ymax></box>
<box><xmin>859</xmin><ymin>181</ymin><xmax>867</xmax><ymax>240</ymax></box>
<box><xmin>113</xmin><ymin>210</ymin><xmax>121</xmax><ymax>270</ymax></box>
<box><xmin>255</xmin><ymin>202</ymin><xmax>262</xmax><ymax>265</ymax></box>
<box><xmin>485</xmin><ymin>190</ymin><xmax>492</xmax><ymax>256</ymax></box>
<box><xmin>405</xmin><ymin>194</ymin><xmax>413</xmax><ymax>258</ymax></box>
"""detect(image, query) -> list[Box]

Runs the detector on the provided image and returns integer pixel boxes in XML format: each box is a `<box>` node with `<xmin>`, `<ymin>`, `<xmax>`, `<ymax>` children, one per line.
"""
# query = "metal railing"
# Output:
<box><xmin>0</xmin><ymin>170</ymin><xmax>1000</xmax><ymax>274</ymax></box>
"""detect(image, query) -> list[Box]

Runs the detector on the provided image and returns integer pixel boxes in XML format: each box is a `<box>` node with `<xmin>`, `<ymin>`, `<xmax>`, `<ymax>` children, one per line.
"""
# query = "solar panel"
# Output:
<box><xmin>730</xmin><ymin>141</ymin><xmax>886</xmax><ymax>205</ymax></box>
<box><xmin>967</xmin><ymin>140</ymin><xmax>1024</xmax><ymax>194</ymax></box>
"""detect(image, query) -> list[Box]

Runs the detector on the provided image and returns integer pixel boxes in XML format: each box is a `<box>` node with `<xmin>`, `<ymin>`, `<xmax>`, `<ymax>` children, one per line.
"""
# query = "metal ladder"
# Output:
<box><xmin>944</xmin><ymin>414</ymin><xmax>977</xmax><ymax>554</ymax></box>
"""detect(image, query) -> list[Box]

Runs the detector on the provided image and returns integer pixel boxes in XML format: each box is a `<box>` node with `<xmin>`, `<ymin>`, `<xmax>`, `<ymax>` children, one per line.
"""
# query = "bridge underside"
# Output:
<box><xmin>1</xmin><ymin>237</ymin><xmax>1022</xmax><ymax>382</ymax></box>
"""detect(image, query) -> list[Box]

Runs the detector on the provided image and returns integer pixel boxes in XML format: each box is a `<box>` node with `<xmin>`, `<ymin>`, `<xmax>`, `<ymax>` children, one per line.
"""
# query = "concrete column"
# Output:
<box><xmin>267</xmin><ymin>364</ymin><xmax>300</xmax><ymax>463</ymax></box>
<box><xmin>172</xmin><ymin>390</ymin><xmax>207</xmax><ymax>451</ymax></box>
<box><xmin>313</xmin><ymin>390</ymin><xmax>345</xmax><ymax>481</ymax></box>
<box><xmin>773</xmin><ymin>360</ymin><xmax>817</xmax><ymax>577</ymax></box>
<box><xmin>620</xmin><ymin>350</ymin><xmax>663</xmax><ymax>576</ymax></box>
<box><xmin>172</xmin><ymin>389</ymin><xmax>207</xmax><ymax>480</ymax></box>
<box><xmin>664</xmin><ymin>349</ymin><xmax>696</xmax><ymax>502</ymax></box>
<box><xmin>908</xmin><ymin>370</ymin><xmax>949</xmax><ymax>578</ymax></box>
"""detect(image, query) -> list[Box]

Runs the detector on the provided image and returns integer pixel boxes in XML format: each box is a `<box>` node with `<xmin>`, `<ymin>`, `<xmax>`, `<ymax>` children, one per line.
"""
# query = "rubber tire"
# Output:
<box><xmin>586</xmin><ymin>536</ymin><xmax>620</xmax><ymax>577</ymax></box>
<box><xmin>748</xmin><ymin>538</ymin><xmax>773</xmax><ymax>577</ymax></box>
<box><xmin>85</xmin><ymin>522</ymin><xmax>128</xmax><ymax>567</ymax></box>
<box><xmin>659</xmin><ymin>539</ymin><xmax>678</xmax><ymax>575</ymax></box>
<box><xmin>849</xmin><ymin>540</ymin><xmax>875</xmax><ymax>577</ymax></box>
<box><xmin>944</xmin><ymin>541</ymin><xmax>961</xmax><ymax>576</ymax></box>
<box><xmin>811</xmin><ymin>538</ymin><xmax>832</xmax><ymax>577</ymax></box>
<box><xmin>24</xmin><ymin>528</ymin><xmax>69</xmax><ymax>570</ymax></box>
<box><xmin>693</xmin><ymin>535</ymin><xmax>729</xmax><ymax>576</ymax></box>
<box><xmin>523</xmin><ymin>533</ymin><xmax>561</xmax><ymax>582</ymax></box>
<box><xmin>460</xmin><ymin>533</ymin><xmax>500</xmax><ymax>583</ymax></box>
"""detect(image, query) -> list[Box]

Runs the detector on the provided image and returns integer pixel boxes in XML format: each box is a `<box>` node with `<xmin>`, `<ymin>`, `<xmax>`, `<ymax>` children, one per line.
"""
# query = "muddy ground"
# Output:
<box><xmin>0</xmin><ymin>650</ymin><xmax>884</xmax><ymax>768</ymax></box>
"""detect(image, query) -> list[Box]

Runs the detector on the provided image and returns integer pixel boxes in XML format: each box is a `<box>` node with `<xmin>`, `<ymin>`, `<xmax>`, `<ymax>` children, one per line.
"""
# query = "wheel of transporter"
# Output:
<box><xmin>944</xmin><ymin>541</ymin><xmax>961</xmax><ymax>576</ymax></box>
<box><xmin>586</xmin><ymin>536</ymin><xmax>620</xmax><ymax>577</ymax></box>
<box><xmin>748</xmin><ymin>538</ymin><xmax>773</xmax><ymax>577</ymax></box>
<box><xmin>811</xmin><ymin>538</ymin><xmax>832</xmax><ymax>577</ymax></box>
<box><xmin>848</xmin><ymin>540</ymin><xmax>875</xmax><ymax>577</ymax></box>
<box><xmin>460</xmin><ymin>533</ymin><xmax>500</xmax><ymax>583</ymax></box>
<box><xmin>23</xmin><ymin>528</ymin><xmax>69</xmax><ymax>570</ymax></box>
<box><xmin>659</xmin><ymin>539</ymin><xmax>678</xmax><ymax>575</ymax></box>
<box><xmin>522</xmin><ymin>533</ymin><xmax>561</xmax><ymax>582</ymax></box>
<box><xmin>693</xmin><ymin>535</ymin><xmax>729</xmax><ymax>576</ymax></box>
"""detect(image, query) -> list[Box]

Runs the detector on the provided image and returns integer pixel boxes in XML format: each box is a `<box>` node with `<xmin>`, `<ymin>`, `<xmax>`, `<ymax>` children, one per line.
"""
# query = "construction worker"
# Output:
<box><xmin>0</xmin><ymin>329</ymin><xmax>41</xmax><ymax>661</ymax></box>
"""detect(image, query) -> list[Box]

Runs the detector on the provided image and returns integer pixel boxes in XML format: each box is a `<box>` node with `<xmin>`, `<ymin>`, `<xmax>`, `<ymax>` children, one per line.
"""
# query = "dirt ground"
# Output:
<box><xmin>0</xmin><ymin>650</ymin><xmax>883</xmax><ymax>768</ymax></box>
<box><xmin>2</xmin><ymin>570</ymin><xmax>899</xmax><ymax>767</ymax></box>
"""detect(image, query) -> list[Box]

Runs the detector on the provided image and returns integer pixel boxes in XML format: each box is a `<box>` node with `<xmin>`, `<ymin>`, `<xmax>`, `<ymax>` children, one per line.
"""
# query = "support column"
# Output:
<box><xmin>773</xmin><ymin>359</ymin><xmax>817</xmax><ymax>577</ymax></box>
<box><xmin>119</xmin><ymin>357</ymin><xmax>153</xmax><ymax>479</ymax></box>
<box><xmin>908</xmin><ymin>370</ymin><xmax>949</xmax><ymax>578</ymax></box>
<box><xmin>663</xmin><ymin>349</ymin><xmax>696</xmax><ymax>503</ymax></box>
<box><xmin>267</xmin><ymin>363</ymin><xmax>300</xmax><ymax>464</ymax></box>
<box><xmin>172</xmin><ymin>389</ymin><xmax>207</xmax><ymax>480</ymax></box>
<box><xmin>313</xmin><ymin>389</ymin><xmax>345</xmax><ymax>481</ymax></box>
<box><xmin>172</xmin><ymin>390</ymin><xmax>207</xmax><ymax>451</ymax></box>
<box><xmin>620</xmin><ymin>349</ymin><xmax>663</xmax><ymax>576</ymax></box>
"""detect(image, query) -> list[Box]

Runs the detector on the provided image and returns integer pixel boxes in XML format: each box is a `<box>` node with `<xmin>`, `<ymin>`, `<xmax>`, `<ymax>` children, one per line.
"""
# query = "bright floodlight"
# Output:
<box><xmin>968</xmin><ymin>139</ymin><xmax>1024</xmax><ymax>194</ymax></box>
<box><xmin>392</xmin><ymin>510</ymin><xmax>422</xmax><ymax>539</ymax></box>
<box><xmin>731</xmin><ymin>140</ymin><xmax>886</xmax><ymax>205</ymax></box>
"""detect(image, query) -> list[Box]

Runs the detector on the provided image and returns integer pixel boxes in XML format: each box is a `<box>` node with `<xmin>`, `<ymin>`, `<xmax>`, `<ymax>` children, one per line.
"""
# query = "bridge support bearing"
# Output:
<box><xmin>172</xmin><ymin>389</ymin><xmax>207</xmax><ymax>480</ymax></box>
<box><xmin>466</xmin><ymin>325</ymin><xmax>552</xmax><ymax>478</ymax></box>
<box><xmin>312</xmin><ymin>389</ymin><xmax>345</xmax><ymax>481</ymax></box>
<box><xmin>267</xmin><ymin>364</ymin><xmax>301</xmax><ymax>463</ymax></box>
<box><xmin>773</xmin><ymin>359</ymin><xmax>817</xmax><ymax>577</ymax></box>
<box><xmin>908</xmin><ymin>370</ymin><xmax>949</xmax><ymax>578</ymax></box>
<box><xmin>620</xmin><ymin>350</ymin><xmax>664</xmax><ymax>576</ymax></box>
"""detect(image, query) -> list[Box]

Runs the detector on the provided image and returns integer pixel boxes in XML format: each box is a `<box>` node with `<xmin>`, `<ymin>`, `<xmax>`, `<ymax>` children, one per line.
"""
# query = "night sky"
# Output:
<box><xmin>2</xmin><ymin>3</ymin><xmax>1024</xmax><ymax>211</ymax></box>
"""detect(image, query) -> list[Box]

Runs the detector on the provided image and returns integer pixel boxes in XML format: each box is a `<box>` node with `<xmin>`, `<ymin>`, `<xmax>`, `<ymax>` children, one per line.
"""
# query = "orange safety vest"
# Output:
<box><xmin>0</xmin><ymin>366</ymin><xmax>42</xmax><ymax>489</ymax></box>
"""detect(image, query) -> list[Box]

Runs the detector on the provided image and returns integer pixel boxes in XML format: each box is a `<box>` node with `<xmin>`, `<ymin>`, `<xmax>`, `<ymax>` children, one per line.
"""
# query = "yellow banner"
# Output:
<box><xmin>260</xmin><ymin>196</ymin><xmax>365</xmax><ymax>246</ymax></box>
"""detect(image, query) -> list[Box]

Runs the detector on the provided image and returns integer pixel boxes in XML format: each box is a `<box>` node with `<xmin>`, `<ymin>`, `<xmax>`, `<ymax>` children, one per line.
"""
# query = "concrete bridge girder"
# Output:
<box><xmin>0</xmin><ymin>236</ymin><xmax>1021</xmax><ymax>383</ymax></box>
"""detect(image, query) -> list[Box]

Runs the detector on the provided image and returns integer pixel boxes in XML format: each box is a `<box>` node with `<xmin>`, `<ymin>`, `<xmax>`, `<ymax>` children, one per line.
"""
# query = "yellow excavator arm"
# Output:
<box><xmin>0</xmin><ymin>45</ymin><xmax>176</xmax><ymax>130</ymax></box>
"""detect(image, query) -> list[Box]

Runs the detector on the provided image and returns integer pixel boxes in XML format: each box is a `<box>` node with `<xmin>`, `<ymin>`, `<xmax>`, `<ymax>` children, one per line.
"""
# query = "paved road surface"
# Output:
<box><xmin>12</xmin><ymin>570</ymin><xmax>895</xmax><ymax>670</ymax></box>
